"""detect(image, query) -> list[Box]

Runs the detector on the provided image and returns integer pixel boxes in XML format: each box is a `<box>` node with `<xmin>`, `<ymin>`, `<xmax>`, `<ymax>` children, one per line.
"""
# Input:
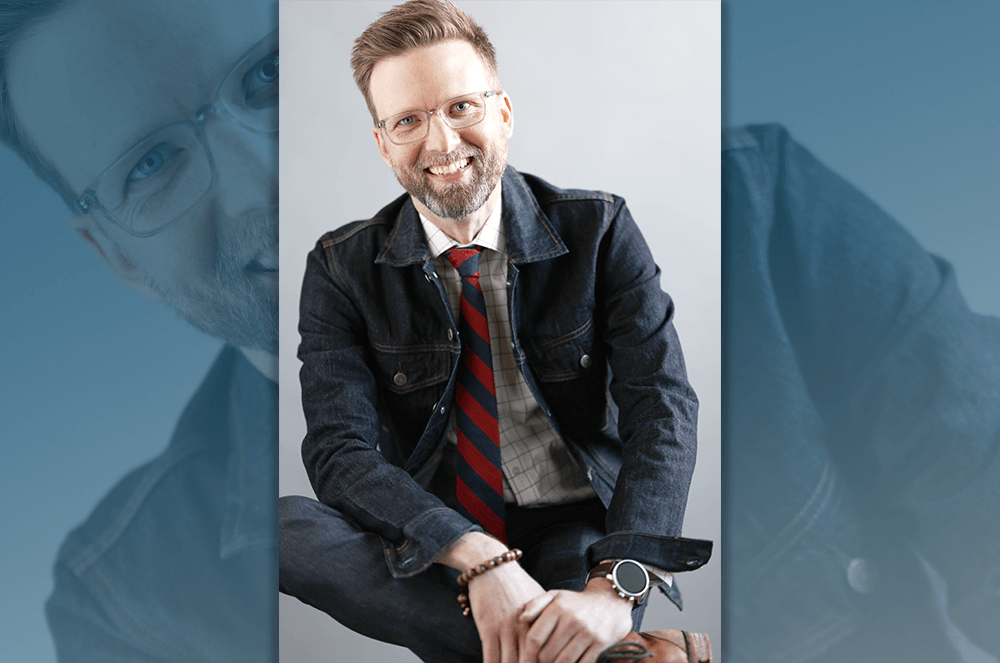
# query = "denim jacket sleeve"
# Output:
<box><xmin>579</xmin><ymin>195</ymin><xmax>710</xmax><ymax>574</ymax></box>
<box><xmin>298</xmin><ymin>242</ymin><xmax>479</xmax><ymax>578</ymax></box>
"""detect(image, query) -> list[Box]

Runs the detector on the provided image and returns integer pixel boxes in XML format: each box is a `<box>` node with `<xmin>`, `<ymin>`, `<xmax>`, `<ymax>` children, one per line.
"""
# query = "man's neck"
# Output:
<box><xmin>239</xmin><ymin>346</ymin><xmax>277</xmax><ymax>383</ymax></box>
<box><xmin>413</xmin><ymin>183</ymin><xmax>502</xmax><ymax>246</ymax></box>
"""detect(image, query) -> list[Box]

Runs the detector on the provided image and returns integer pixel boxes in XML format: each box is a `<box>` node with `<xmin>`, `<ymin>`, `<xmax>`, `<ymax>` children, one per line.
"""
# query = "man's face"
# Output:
<box><xmin>369</xmin><ymin>39</ymin><xmax>512</xmax><ymax>221</ymax></box>
<box><xmin>8</xmin><ymin>0</ymin><xmax>278</xmax><ymax>353</ymax></box>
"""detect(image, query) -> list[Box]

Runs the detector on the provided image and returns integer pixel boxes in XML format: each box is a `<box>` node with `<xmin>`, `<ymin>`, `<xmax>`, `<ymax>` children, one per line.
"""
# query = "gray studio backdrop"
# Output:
<box><xmin>278</xmin><ymin>2</ymin><xmax>720</xmax><ymax>661</ymax></box>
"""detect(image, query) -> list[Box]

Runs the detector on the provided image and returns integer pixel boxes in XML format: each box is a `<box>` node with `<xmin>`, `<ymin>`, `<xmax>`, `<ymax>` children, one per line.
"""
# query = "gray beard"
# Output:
<box><xmin>138</xmin><ymin>212</ymin><xmax>279</xmax><ymax>355</ymax></box>
<box><xmin>391</xmin><ymin>142</ymin><xmax>507</xmax><ymax>220</ymax></box>
<box><xmin>155</xmin><ymin>271</ymin><xmax>278</xmax><ymax>355</ymax></box>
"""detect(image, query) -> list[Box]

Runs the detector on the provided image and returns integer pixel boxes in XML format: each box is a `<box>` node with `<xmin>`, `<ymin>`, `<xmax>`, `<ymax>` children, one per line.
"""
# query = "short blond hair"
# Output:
<box><xmin>351</xmin><ymin>0</ymin><xmax>499</xmax><ymax>123</ymax></box>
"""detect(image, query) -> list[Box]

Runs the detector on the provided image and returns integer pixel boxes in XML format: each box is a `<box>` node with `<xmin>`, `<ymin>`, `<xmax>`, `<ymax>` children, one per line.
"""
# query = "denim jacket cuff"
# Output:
<box><xmin>382</xmin><ymin>507</ymin><xmax>483</xmax><ymax>578</ymax></box>
<box><xmin>585</xmin><ymin>532</ymin><xmax>712</xmax><ymax>573</ymax></box>
<box><xmin>586</xmin><ymin>533</ymin><xmax>712</xmax><ymax>610</ymax></box>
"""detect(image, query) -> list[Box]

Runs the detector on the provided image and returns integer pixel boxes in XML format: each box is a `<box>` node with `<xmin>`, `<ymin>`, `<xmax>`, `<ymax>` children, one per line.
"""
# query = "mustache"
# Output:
<box><xmin>216</xmin><ymin>205</ymin><xmax>279</xmax><ymax>280</ymax></box>
<box><xmin>415</xmin><ymin>147</ymin><xmax>481</xmax><ymax>171</ymax></box>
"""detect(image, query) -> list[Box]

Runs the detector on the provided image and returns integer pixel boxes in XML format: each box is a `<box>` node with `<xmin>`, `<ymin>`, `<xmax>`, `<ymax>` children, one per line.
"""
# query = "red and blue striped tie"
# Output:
<box><xmin>446</xmin><ymin>247</ymin><xmax>506</xmax><ymax>543</ymax></box>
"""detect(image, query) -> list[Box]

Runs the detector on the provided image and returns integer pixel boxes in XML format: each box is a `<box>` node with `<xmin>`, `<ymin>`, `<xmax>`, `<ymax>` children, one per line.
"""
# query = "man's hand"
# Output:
<box><xmin>516</xmin><ymin>577</ymin><xmax>633</xmax><ymax>663</ymax></box>
<box><xmin>467</xmin><ymin>561</ymin><xmax>547</xmax><ymax>663</ymax></box>
<box><xmin>438</xmin><ymin>532</ymin><xmax>546</xmax><ymax>663</ymax></box>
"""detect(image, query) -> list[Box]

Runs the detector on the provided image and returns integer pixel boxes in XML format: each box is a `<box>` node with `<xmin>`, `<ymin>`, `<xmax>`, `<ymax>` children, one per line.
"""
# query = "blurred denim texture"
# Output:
<box><xmin>724</xmin><ymin>124</ymin><xmax>999</xmax><ymax>662</ymax></box>
<box><xmin>726</xmin><ymin>2</ymin><xmax>1000</xmax><ymax>661</ymax></box>
<box><xmin>1</xmin><ymin>0</ymin><xmax>277</xmax><ymax>660</ymax></box>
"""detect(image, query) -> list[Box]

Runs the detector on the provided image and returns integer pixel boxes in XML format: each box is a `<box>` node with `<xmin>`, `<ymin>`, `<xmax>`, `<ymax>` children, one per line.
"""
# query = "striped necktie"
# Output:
<box><xmin>445</xmin><ymin>247</ymin><xmax>506</xmax><ymax>543</ymax></box>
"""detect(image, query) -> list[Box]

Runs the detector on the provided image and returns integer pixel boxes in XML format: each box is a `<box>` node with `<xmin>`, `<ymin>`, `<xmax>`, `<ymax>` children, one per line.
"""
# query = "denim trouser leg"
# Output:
<box><xmin>279</xmin><ymin>495</ymin><xmax>481</xmax><ymax>663</ymax></box>
<box><xmin>280</xmin><ymin>496</ymin><xmax>643</xmax><ymax>662</ymax></box>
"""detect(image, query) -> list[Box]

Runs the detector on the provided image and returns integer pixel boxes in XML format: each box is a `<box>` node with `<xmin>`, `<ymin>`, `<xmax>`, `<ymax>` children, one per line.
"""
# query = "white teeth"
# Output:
<box><xmin>252</xmin><ymin>243</ymin><xmax>278</xmax><ymax>271</ymax></box>
<box><xmin>428</xmin><ymin>157</ymin><xmax>471</xmax><ymax>176</ymax></box>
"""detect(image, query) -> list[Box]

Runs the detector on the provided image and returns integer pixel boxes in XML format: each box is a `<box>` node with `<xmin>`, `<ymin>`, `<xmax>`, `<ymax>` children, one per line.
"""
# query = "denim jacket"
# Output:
<box><xmin>724</xmin><ymin>125</ymin><xmax>1000</xmax><ymax>661</ymax></box>
<box><xmin>46</xmin><ymin>347</ymin><xmax>276</xmax><ymax>662</ymax></box>
<box><xmin>298</xmin><ymin>167</ymin><xmax>711</xmax><ymax>596</ymax></box>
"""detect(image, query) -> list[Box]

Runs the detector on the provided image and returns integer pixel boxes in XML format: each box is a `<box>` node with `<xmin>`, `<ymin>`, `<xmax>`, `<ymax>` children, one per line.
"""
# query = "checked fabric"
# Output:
<box><xmin>445</xmin><ymin>247</ymin><xmax>507</xmax><ymax>543</ymax></box>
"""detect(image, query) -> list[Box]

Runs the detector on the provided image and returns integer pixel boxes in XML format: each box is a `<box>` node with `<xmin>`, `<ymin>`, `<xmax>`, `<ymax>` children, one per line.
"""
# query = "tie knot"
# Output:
<box><xmin>445</xmin><ymin>247</ymin><xmax>482</xmax><ymax>277</ymax></box>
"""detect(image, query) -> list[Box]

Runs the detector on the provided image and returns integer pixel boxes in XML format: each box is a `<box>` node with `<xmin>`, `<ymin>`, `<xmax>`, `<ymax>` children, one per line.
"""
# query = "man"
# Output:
<box><xmin>1</xmin><ymin>0</ymin><xmax>278</xmax><ymax>659</ymax></box>
<box><xmin>279</xmin><ymin>2</ymin><xmax>712</xmax><ymax>662</ymax></box>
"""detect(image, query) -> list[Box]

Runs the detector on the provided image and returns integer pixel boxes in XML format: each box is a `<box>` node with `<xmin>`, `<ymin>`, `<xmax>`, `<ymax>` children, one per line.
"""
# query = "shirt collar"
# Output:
<box><xmin>419</xmin><ymin>192</ymin><xmax>506</xmax><ymax>258</ymax></box>
<box><xmin>375</xmin><ymin>167</ymin><xmax>567</xmax><ymax>267</ymax></box>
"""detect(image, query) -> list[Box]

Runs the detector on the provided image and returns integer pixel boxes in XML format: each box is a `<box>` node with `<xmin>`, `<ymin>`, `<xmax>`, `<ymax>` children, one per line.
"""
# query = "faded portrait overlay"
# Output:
<box><xmin>725</xmin><ymin>2</ymin><xmax>1000</xmax><ymax>663</ymax></box>
<box><xmin>1</xmin><ymin>1</ymin><xmax>277</xmax><ymax>661</ymax></box>
<box><xmin>278</xmin><ymin>2</ymin><xmax>720</xmax><ymax>662</ymax></box>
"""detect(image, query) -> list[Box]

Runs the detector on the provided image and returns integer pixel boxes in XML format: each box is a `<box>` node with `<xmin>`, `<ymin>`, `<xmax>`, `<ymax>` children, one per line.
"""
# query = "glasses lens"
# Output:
<box><xmin>94</xmin><ymin>123</ymin><xmax>211</xmax><ymax>235</ymax></box>
<box><xmin>385</xmin><ymin>111</ymin><xmax>428</xmax><ymax>145</ymax></box>
<box><xmin>441</xmin><ymin>93</ymin><xmax>488</xmax><ymax>129</ymax></box>
<box><xmin>219</xmin><ymin>32</ymin><xmax>278</xmax><ymax>133</ymax></box>
<box><xmin>383</xmin><ymin>93</ymin><xmax>491</xmax><ymax>144</ymax></box>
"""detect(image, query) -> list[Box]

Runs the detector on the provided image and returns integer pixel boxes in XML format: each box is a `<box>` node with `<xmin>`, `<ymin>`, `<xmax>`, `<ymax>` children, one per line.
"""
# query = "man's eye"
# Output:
<box><xmin>453</xmin><ymin>101</ymin><xmax>471</xmax><ymax>112</ymax></box>
<box><xmin>127</xmin><ymin>143</ymin><xmax>182</xmax><ymax>184</ymax></box>
<box><xmin>396</xmin><ymin>115</ymin><xmax>418</xmax><ymax>128</ymax></box>
<box><xmin>242</xmin><ymin>51</ymin><xmax>279</xmax><ymax>107</ymax></box>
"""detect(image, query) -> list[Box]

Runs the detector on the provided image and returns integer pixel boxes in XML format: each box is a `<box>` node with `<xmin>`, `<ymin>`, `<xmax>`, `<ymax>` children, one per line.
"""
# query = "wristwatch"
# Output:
<box><xmin>586</xmin><ymin>559</ymin><xmax>665</xmax><ymax>605</ymax></box>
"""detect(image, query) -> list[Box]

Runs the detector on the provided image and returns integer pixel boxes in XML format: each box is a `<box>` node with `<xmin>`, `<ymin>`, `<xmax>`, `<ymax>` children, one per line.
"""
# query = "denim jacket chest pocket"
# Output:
<box><xmin>520</xmin><ymin>316</ymin><xmax>609</xmax><ymax>437</ymax></box>
<box><xmin>370</xmin><ymin>342</ymin><xmax>455</xmax><ymax>439</ymax></box>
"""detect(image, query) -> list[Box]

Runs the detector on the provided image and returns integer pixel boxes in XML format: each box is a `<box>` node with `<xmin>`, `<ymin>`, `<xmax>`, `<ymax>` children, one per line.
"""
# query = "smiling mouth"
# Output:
<box><xmin>246</xmin><ymin>242</ymin><xmax>278</xmax><ymax>273</ymax></box>
<box><xmin>425</xmin><ymin>156</ymin><xmax>473</xmax><ymax>176</ymax></box>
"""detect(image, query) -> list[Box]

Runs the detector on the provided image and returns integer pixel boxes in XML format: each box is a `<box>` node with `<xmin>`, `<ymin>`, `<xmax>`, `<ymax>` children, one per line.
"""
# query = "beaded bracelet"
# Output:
<box><xmin>456</xmin><ymin>548</ymin><xmax>522</xmax><ymax>616</ymax></box>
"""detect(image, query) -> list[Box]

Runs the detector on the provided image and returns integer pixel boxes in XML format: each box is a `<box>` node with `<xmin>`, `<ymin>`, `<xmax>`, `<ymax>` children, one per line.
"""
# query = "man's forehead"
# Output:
<box><xmin>370</xmin><ymin>39</ymin><xmax>494</xmax><ymax>118</ymax></box>
<box><xmin>7</xmin><ymin>0</ymin><xmax>274</xmax><ymax>193</ymax></box>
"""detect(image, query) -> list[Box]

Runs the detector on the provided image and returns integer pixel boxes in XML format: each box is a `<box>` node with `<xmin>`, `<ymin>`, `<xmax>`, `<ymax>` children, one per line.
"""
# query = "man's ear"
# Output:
<box><xmin>499</xmin><ymin>92</ymin><xmax>514</xmax><ymax>139</ymax></box>
<box><xmin>373</xmin><ymin>126</ymin><xmax>393</xmax><ymax>168</ymax></box>
<box><xmin>67</xmin><ymin>213</ymin><xmax>161</xmax><ymax>302</ymax></box>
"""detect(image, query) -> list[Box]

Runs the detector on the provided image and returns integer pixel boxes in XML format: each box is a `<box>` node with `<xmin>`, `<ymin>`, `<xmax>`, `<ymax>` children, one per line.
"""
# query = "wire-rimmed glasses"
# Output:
<box><xmin>376</xmin><ymin>90</ymin><xmax>498</xmax><ymax>145</ymax></box>
<box><xmin>73</xmin><ymin>29</ymin><xmax>278</xmax><ymax>238</ymax></box>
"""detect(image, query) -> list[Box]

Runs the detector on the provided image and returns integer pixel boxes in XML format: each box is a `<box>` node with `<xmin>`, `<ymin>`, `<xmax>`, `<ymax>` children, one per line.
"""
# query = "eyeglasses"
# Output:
<box><xmin>73</xmin><ymin>29</ymin><xmax>278</xmax><ymax>238</ymax></box>
<box><xmin>376</xmin><ymin>90</ymin><xmax>499</xmax><ymax>145</ymax></box>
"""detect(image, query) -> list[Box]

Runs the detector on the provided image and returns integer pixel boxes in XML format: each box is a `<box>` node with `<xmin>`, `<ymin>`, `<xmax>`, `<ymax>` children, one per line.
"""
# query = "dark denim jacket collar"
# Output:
<box><xmin>374</xmin><ymin>166</ymin><xmax>568</xmax><ymax>267</ymax></box>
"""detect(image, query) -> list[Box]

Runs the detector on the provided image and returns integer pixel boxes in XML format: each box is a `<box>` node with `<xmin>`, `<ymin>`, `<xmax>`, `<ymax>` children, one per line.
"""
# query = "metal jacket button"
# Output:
<box><xmin>447</xmin><ymin>329</ymin><xmax>454</xmax><ymax>341</ymax></box>
<box><xmin>580</xmin><ymin>354</ymin><xmax>592</xmax><ymax>369</ymax></box>
<box><xmin>393</xmin><ymin>372</ymin><xmax>407</xmax><ymax>387</ymax></box>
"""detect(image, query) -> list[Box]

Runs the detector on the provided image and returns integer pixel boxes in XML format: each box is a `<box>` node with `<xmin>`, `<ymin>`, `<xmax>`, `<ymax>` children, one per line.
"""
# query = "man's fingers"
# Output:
<box><xmin>551</xmin><ymin>629</ymin><xmax>596</xmax><ymax>663</ymax></box>
<box><xmin>500</xmin><ymin>627</ymin><xmax>520</xmax><ymax>663</ymax></box>
<box><xmin>578</xmin><ymin>641</ymin><xmax>607</xmax><ymax>663</ymax></box>
<box><xmin>518</xmin><ymin>608</ymin><xmax>559</xmax><ymax>663</ymax></box>
<box><xmin>537</xmin><ymin>614</ymin><xmax>578</xmax><ymax>663</ymax></box>
<box><xmin>519</xmin><ymin>590</ymin><xmax>556</xmax><ymax>622</ymax></box>
<box><xmin>483</xmin><ymin>635</ymin><xmax>501</xmax><ymax>663</ymax></box>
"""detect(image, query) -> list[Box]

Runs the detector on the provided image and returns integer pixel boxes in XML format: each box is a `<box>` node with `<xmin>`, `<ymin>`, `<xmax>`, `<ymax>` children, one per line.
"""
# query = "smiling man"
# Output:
<box><xmin>1</xmin><ymin>0</ymin><xmax>277</xmax><ymax>659</ymax></box>
<box><xmin>278</xmin><ymin>2</ymin><xmax>710</xmax><ymax>663</ymax></box>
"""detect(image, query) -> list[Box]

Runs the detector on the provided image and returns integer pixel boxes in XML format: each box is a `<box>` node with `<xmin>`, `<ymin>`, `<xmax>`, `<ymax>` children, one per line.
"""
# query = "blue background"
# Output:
<box><xmin>727</xmin><ymin>0</ymin><xmax>999</xmax><ymax>318</ymax></box>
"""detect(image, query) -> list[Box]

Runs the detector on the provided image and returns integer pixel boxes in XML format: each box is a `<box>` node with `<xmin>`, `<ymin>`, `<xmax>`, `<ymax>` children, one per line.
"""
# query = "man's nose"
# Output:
<box><xmin>422</xmin><ymin>112</ymin><xmax>462</xmax><ymax>154</ymax></box>
<box><xmin>201</xmin><ymin>113</ymin><xmax>278</xmax><ymax>215</ymax></box>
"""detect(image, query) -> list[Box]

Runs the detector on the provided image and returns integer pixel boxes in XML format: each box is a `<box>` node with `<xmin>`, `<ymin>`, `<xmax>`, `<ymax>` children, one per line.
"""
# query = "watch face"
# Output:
<box><xmin>614</xmin><ymin>560</ymin><xmax>648</xmax><ymax>595</ymax></box>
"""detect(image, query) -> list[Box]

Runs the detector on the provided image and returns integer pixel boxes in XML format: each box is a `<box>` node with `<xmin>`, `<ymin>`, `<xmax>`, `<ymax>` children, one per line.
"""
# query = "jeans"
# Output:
<box><xmin>279</xmin><ymin>495</ymin><xmax>646</xmax><ymax>663</ymax></box>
